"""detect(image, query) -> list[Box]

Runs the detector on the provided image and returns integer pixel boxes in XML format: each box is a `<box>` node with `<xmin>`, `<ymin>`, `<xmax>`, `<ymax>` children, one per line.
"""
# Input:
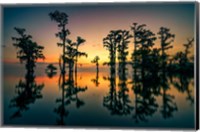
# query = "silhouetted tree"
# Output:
<box><xmin>131</xmin><ymin>23</ymin><xmax>146</xmax><ymax>77</ymax></box>
<box><xmin>65</xmin><ymin>39</ymin><xmax>87</xmax><ymax>75</ymax></box>
<box><xmin>64</xmin><ymin>39</ymin><xmax>87</xmax><ymax>107</ymax></box>
<box><xmin>132</xmin><ymin>25</ymin><xmax>156</xmax><ymax>80</ymax></box>
<box><xmin>65</xmin><ymin>39</ymin><xmax>77</xmax><ymax>74</ymax></box>
<box><xmin>157</xmin><ymin>27</ymin><xmax>178</xmax><ymax>118</ymax></box>
<box><xmin>117</xmin><ymin>30</ymin><xmax>132</xmax><ymax>76</ymax></box>
<box><xmin>46</xmin><ymin>64</ymin><xmax>57</xmax><ymax>78</ymax></box>
<box><xmin>173</xmin><ymin>38</ymin><xmax>194</xmax><ymax>72</ymax></box>
<box><xmin>46</xmin><ymin>64</ymin><xmax>57</xmax><ymax>72</ymax></box>
<box><xmin>75</xmin><ymin>36</ymin><xmax>86</xmax><ymax>73</ymax></box>
<box><xmin>130</xmin><ymin>24</ymin><xmax>160</xmax><ymax>122</ymax></box>
<box><xmin>148</xmin><ymin>48</ymin><xmax>161</xmax><ymax>72</ymax></box>
<box><xmin>91</xmin><ymin>56</ymin><xmax>100</xmax><ymax>72</ymax></box>
<box><xmin>91</xmin><ymin>56</ymin><xmax>100</xmax><ymax>87</ymax></box>
<box><xmin>170</xmin><ymin>38</ymin><xmax>194</xmax><ymax>104</ymax></box>
<box><xmin>10</xmin><ymin>27</ymin><xmax>45</xmax><ymax>119</ymax></box>
<box><xmin>49</xmin><ymin>10</ymin><xmax>70</xmax><ymax>73</ymax></box>
<box><xmin>183</xmin><ymin>38</ymin><xmax>194</xmax><ymax>59</ymax></box>
<box><xmin>103</xmin><ymin>30</ymin><xmax>122</xmax><ymax>74</ymax></box>
<box><xmin>74</xmin><ymin>36</ymin><xmax>87</xmax><ymax>87</ymax></box>
<box><xmin>158</xmin><ymin>27</ymin><xmax>175</xmax><ymax>70</ymax></box>
<box><xmin>12</xmin><ymin>27</ymin><xmax>45</xmax><ymax>73</ymax></box>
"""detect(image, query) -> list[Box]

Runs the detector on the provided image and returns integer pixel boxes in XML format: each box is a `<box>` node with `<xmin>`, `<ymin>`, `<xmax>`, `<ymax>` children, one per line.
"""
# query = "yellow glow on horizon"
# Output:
<box><xmin>4</xmin><ymin>21</ymin><xmax>194</xmax><ymax>64</ymax></box>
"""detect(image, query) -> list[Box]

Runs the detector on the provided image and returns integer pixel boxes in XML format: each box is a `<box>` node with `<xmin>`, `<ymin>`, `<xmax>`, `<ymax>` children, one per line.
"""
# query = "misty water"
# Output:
<box><xmin>3</xmin><ymin>63</ymin><xmax>195</xmax><ymax>129</ymax></box>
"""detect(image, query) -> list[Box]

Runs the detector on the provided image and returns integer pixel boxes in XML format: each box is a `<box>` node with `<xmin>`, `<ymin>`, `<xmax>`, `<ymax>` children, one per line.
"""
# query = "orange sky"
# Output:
<box><xmin>2</xmin><ymin>3</ymin><xmax>195</xmax><ymax>66</ymax></box>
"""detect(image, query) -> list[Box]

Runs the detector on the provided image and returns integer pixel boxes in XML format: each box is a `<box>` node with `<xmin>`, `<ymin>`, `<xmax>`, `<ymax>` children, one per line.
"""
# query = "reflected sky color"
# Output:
<box><xmin>2</xmin><ymin>3</ymin><xmax>195</xmax><ymax>65</ymax></box>
<box><xmin>3</xmin><ymin>63</ymin><xmax>195</xmax><ymax>128</ymax></box>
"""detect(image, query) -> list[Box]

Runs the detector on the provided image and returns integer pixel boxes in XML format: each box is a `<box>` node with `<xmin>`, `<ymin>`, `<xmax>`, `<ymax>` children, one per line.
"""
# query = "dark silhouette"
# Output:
<box><xmin>132</xmin><ymin>85</ymin><xmax>158</xmax><ymax>123</ymax></box>
<box><xmin>46</xmin><ymin>64</ymin><xmax>57</xmax><ymax>78</ymax></box>
<box><xmin>55</xmin><ymin>72</ymin><xmax>69</xmax><ymax>125</ymax></box>
<box><xmin>8</xmin><ymin>18</ymin><xmax>195</xmax><ymax>125</ymax></box>
<box><xmin>103</xmin><ymin>66</ymin><xmax>119</xmax><ymax>115</ymax></box>
<box><xmin>157</xmin><ymin>27</ymin><xmax>178</xmax><ymax>119</ymax></box>
<box><xmin>49</xmin><ymin>10</ymin><xmax>87</xmax><ymax>80</ymax></box>
<box><xmin>173</xmin><ymin>72</ymin><xmax>194</xmax><ymax>104</ymax></box>
<box><xmin>74</xmin><ymin>37</ymin><xmax>87</xmax><ymax>83</ymax></box>
<box><xmin>91</xmin><ymin>74</ymin><xmax>100</xmax><ymax>87</ymax></box>
<box><xmin>91</xmin><ymin>56</ymin><xmax>100</xmax><ymax>87</ymax></box>
<box><xmin>49</xmin><ymin>11</ymin><xmax>88</xmax><ymax>125</ymax></box>
<box><xmin>74</xmin><ymin>37</ymin><xmax>87</xmax><ymax>88</ymax></box>
<box><xmin>117</xmin><ymin>65</ymin><xmax>133</xmax><ymax>115</ymax></box>
<box><xmin>103</xmin><ymin>61</ymin><xmax>133</xmax><ymax>116</ymax></box>
<box><xmin>131</xmin><ymin>23</ymin><xmax>146</xmax><ymax>77</ymax></box>
<box><xmin>103</xmin><ymin>30</ymin><xmax>121</xmax><ymax>74</ymax></box>
<box><xmin>129</xmin><ymin>23</ymin><xmax>180</xmax><ymax>122</ymax></box>
<box><xmin>131</xmin><ymin>24</ymin><xmax>157</xmax><ymax>80</ymax></box>
<box><xmin>158</xmin><ymin>27</ymin><xmax>175</xmax><ymax>72</ymax></box>
<box><xmin>103</xmin><ymin>29</ymin><xmax>132</xmax><ymax>87</ymax></box>
<box><xmin>10</xmin><ymin>27</ymin><xmax>45</xmax><ymax>119</ymax></box>
<box><xmin>91</xmin><ymin>56</ymin><xmax>100</xmax><ymax>72</ymax></box>
<box><xmin>171</xmin><ymin>38</ymin><xmax>194</xmax><ymax>73</ymax></box>
<box><xmin>9</xmin><ymin>70</ymin><xmax>44</xmax><ymax>119</ymax></box>
<box><xmin>159</xmin><ymin>71</ymin><xmax>178</xmax><ymax>119</ymax></box>
<box><xmin>55</xmin><ymin>69</ymin><xmax>87</xmax><ymax>125</ymax></box>
<box><xmin>171</xmin><ymin>39</ymin><xmax>194</xmax><ymax>104</ymax></box>
<box><xmin>65</xmin><ymin>39</ymin><xmax>87</xmax><ymax>79</ymax></box>
<box><xmin>12</xmin><ymin>27</ymin><xmax>45</xmax><ymax>73</ymax></box>
<box><xmin>131</xmin><ymin>54</ymin><xmax>159</xmax><ymax>124</ymax></box>
<box><xmin>103</xmin><ymin>31</ymin><xmax>119</xmax><ymax>113</ymax></box>
<box><xmin>116</xmin><ymin>30</ymin><xmax>132</xmax><ymax>75</ymax></box>
<box><xmin>49</xmin><ymin>10</ymin><xmax>70</xmax><ymax>74</ymax></box>
<box><xmin>131</xmin><ymin>58</ymin><xmax>159</xmax><ymax>123</ymax></box>
<box><xmin>156</xmin><ymin>27</ymin><xmax>177</xmax><ymax>119</ymax></box>
<box><xmin>54</xmin><ymin>51</ymin><xmax>87</xmax><ymax>125</ymax></box>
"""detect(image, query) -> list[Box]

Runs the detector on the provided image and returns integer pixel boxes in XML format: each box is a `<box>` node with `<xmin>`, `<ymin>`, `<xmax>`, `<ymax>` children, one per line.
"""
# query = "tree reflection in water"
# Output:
<box><xmin>103</xmin><ymin>63</ymin><xmax>133</xmax><ymax>116</ymax></box>
<box><xmin>172</xmin><ymin>71</ymin><xmax>194</xmax><ymax>105</ymax></box>
<box><xmin>9</xmin><ymin>69</ymin><xmax>44</xmax><ymax>119</ymax></box>
<box><xmin>103</xmin><ymin>66</ymin><xmax>119</xmax><ymax>115</ymax></box>
<box><xmin>54</xmin><ymin>67</ymin><xmax>87</xmax><ymax>125</ymax></box>
<box><xmin>9</xmin><ymin>27</ymin><xmax>45</xmax><ymax>119</ymax></box>
<box><xmin>91</xmin><ymin>68</ymin><xmax>100</xmax><ymax>87</ymax></box>
<box><xmin>102</xmin><ymin>24</ymin><xmax>194</xmax><ymax>124</ymax></box>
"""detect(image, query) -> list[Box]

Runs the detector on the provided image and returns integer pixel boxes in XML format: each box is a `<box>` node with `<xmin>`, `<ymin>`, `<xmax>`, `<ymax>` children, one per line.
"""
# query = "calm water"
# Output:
<box><xmin>3</xmin><ymin>63</ymin><xmax>195</xmax><ymax>129</ymax></box>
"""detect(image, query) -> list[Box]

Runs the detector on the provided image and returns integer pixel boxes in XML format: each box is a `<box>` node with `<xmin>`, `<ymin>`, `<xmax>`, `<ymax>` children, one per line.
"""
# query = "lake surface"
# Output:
<box><xmin>2</xmin><ymin>63</ymin><xmax>195</xmax><ymax>129</ymax></box>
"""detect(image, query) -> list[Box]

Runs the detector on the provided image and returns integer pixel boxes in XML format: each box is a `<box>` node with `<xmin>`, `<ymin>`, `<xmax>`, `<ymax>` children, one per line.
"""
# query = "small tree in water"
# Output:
<box><xmin>91</xmin><ymin>56</ymin><xmax>100</xmax><ymax>72</ymax></box>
